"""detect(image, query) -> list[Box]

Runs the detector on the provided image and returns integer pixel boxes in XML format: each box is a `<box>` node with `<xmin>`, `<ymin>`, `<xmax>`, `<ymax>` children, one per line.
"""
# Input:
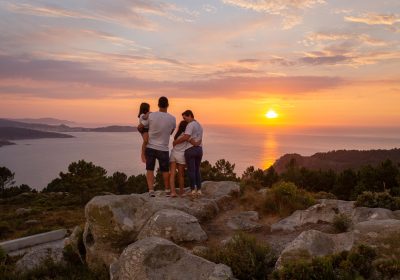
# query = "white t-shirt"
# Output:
<box><xmin>184</xmin><ymin>120</ymin><xmax>203</xmax><ymax>150</ymax></box>
<box><xmin>146</xmin><ymin>111</ymin><xmax>176</xmax><ymax>152</ymax></box>
<box><xmin>139</xmin><ymin>113</ymin><xmax>149</xmax><ymax>128</ymax></box>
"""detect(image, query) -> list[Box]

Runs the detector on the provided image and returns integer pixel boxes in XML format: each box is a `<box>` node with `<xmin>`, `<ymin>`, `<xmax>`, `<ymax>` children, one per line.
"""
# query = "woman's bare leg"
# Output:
<box><xmin>177</xmin><ymin>164</ymin><xmax>186</xmax><ymax>196</ymax></box>
<box><xmin>169</xmin><ymin>161</ymin><xmax>177</xmax><ymax>196</ymax></box>
<box><xmin>141</xmin><ymin>132</ymin><xmax>149</xmax><ymax>163</ymax></box>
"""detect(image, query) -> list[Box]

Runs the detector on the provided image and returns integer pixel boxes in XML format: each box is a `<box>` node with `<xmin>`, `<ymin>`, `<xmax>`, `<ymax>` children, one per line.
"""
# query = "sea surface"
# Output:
<box><xmin>1</xmin><ymin>125</ymin><xmax>399</xmax><ymax>190</ymax></box>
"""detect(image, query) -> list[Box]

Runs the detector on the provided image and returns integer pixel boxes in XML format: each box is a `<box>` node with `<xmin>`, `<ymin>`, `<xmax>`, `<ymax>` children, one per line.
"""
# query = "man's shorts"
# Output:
<box><xmin>145</xmin><ymin>148</ymin><xmax>169</xmax><ymax>172</ymax></box>
<box><xmin>170</xmin><ymin>149</ymin><xmax>186</xmax><ymax>165</ymax></box>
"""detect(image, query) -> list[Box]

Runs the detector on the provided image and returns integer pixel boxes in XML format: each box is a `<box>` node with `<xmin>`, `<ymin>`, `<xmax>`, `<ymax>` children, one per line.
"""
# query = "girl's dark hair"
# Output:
<box><xmin>138</xmin><ymin>102</ymin><xmax>150</xmax><ymax>118</ymax></box>
<box><xmin>182</xmin><ymin>110</ymin><xmax>194</xmax><ymax>118</ymax></box>
<box><xmin>174</xmin><ymin>120</ymin><xmax>188</xmax><ymax>140</ymax></box>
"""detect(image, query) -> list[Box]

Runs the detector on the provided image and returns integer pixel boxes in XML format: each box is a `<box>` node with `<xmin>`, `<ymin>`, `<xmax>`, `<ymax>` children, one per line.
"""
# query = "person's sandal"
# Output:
<box><xmin>197</xmin><ymin>190</ymin><xmax>202</xmax><ymax>197</ymax></box>
<box><xmin>149</xmin><ymin>191</ymin><xmax>156</xmax><ymax>197</ymax></box>
<box><xmin>165</xmin><ymin>190</ymin><xmax>171</xmax><ymax>197</ymax></box>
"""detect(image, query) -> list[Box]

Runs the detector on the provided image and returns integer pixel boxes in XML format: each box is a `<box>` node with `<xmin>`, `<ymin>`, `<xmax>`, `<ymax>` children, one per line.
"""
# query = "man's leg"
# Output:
<box><xmin>185</xmin><ymin>148</ymin><xmax>196</xmax><ymax>190</ymax></box>
<box><xmin>145</xmin><ymin>148</ymin><xmax>156</xmax><ymax>195</ymax></box>
<box><xmin>158</xmin><ymin>150</ymin><xmax>171</xmax><ymax>193</ymax></box>
<box><xmin>146</xmin><ymin>170</ymin><xmax>155</xmax><ymax>191</ymax></box>
<box><xmin>194</xmin><ymin>147</ymin><xmax>203</xmax><ymax>190</ymax></box>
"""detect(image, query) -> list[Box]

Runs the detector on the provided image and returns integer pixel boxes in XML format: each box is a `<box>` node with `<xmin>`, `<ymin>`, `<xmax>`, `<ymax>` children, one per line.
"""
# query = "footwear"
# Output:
<box><xmin>190</xmin><ymin>189</ymin><xmax>197</xmax><ymax>197</ymax></box>
<box><xmin>165</xmin><ymin>190</ymin><xmax>171</xmax><ymax>197</ymax></box>
<box><xmin>149</xmin><ymin>191</ymin><xmax>155</xmax><ymax>197</ymax></box>
<box><xmin>197</xmin><ymin>190</ymin><xmax>202</xmax><ymax>196</ymax></box>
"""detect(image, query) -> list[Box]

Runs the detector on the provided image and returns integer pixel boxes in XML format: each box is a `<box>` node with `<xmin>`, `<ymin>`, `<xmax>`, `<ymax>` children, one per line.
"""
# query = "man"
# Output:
<box><xmin>144</xmin><ymin>96</ymin><xmax>176</xmax><ymax>197</ymax></box>
<box><xmin>173</xmin><ymin>110</ymin><xmax>203</xmax><ymax>197</ymax></box>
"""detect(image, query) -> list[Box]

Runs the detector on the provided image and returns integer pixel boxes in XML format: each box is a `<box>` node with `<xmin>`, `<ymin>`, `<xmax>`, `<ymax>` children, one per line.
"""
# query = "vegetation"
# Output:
<box><xmin>355</xmin><ymin>191</ymin><xmax>400</xmax><ymax>210</ymax></box>
<box><xmin>263</xmin><ymin>182</ymin><xmax>316</xmax><ymax>217</ymax></box>
<box><xmin>197</xmin><ymin>232</ymin><xmax>276</xmax><ymax>280</ymax></box>
<box><xmin>272</xmin><ymin>245</ymin><xmax>380</xmax><ymax>280</ymax></box>
<box><xmin>332</xmin><ymin>213</ymin><xmax>352</xmax><ymax>233</ymax></box>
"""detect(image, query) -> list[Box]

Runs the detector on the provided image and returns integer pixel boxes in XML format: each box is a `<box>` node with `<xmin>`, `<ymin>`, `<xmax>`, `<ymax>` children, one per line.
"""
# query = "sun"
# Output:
<box><xmin>265</xmin><ymin>109</ymin><xmax>278</xmax><ymax>119</ymax></box>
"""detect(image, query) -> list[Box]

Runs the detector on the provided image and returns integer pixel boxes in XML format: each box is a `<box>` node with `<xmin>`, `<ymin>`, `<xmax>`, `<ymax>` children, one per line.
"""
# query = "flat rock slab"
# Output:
<box><xmin>110</xmin><ymin>237</ymin><xmax>235</xmax><ymax>280</ymax></box>
<box><xmin>137</xmin><ymin>209</ymin><xmax>207</xmax><ymax>243</ymax></box>
<box><xmin>226</xmin><ymin>211</ymin><xmax>262</xmax><ymax>231</ymax></box>
<box><xmin>16</xmin><ymin>244</ymin><xmax>65</xmax><ymax>273</ymax></box>
<box><xmin>271</xmin><ymin>200</ymin><xmax>355</xmax><ymax>232</ymax></box>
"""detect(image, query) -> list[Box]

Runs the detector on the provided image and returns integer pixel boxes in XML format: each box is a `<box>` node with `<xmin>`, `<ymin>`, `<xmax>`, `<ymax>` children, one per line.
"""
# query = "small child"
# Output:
<box><xmin>138</xmin><ymin>102</ymin><xmax>150</xmax><ymax>163</ymax></box>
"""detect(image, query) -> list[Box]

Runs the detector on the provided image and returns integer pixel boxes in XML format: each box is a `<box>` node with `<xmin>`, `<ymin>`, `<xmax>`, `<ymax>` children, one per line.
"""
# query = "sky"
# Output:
<box><xmin>0</xmin><ymin>0</ymin><xmax>399</xmax><ymax>127</ymax></box>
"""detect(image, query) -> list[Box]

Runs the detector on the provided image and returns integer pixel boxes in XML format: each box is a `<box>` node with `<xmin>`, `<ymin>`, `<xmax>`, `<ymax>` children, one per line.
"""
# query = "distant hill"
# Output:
<box><xmin>10</xmin><ymin>118</ymin><xmax>77</xmax><ymax>126</ymax></box>
<box><xmin>0</xmin><ymin>139</ymin><xmax>15</xmax><ymax>147</ymax></box>
<box><xmin>0</xmin><ymin>127</ymin><xmax>74</xmax><ymax>140</ymax></box>
<box><xmin>273</xmin><ymin>149</ymin><xmax>400</xmax><ymax>173</ymax></box>
<box><xmin>0</xmin><ymin>119</ymin><xmax>137</xmax><ymax>133</ymax></box>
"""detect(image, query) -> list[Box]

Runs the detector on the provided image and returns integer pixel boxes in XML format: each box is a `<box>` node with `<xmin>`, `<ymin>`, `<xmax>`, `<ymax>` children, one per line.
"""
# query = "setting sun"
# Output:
<box><xmin>265</xmin><ymin>110</ymin><xmax>278</xmax><ymax>119</ymax></box>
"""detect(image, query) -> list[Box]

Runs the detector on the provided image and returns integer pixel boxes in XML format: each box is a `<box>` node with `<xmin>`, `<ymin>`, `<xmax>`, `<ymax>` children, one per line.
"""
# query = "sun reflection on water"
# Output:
<box><xmin>261</xmin><ymin>133</ymin><xmax>278</xmax><ymax>169</ymax></box>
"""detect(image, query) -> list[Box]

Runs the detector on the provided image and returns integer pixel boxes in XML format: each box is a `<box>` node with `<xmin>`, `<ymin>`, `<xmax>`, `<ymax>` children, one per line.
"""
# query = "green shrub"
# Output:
<box><xmin>332</xmin><ymin>213</ymin><xmax>352</xmax><ymax>233</ymax></box>
<box><xmin>263</xmin><ymin>182</ymin><xmax>316</xmax><ymax>216</ymax></box>
<box><xmin>312</xmin><ymin>191</ymin><xmax>337</xmax><ymax>200</ymax></box>
<box><xmin>355</xmin><ymin>191</ymin><xmax>400</xmax><ymax>210</ymax></box>
<box><xmin>272</xmin><ymin>245</ymin><xmax>377</xmax><ymax>280</ymax></box>
<box><xmin>374</xmin><ymin>258</ymin><xmax>400</xmax><ymax>279</ymax></box>
<box><xmin>197</xmin><ymin>232</ymin><xmax>276</xmax><ymax>280</ymax></box>
<box><xmin>0</xmin><ymin>246</ymin><xmax>6</xmax><ymax>263</ymax></box>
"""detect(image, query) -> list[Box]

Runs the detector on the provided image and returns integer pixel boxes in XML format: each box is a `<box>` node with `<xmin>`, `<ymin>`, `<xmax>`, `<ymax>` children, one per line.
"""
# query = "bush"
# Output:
<box><xmin>198</xmin><ymin>232</ymin><xmax>276</xmax><ymax>280</ymax></box>
<box><xmin>272</xmin><ymin>245</ymin><xmax>378</xmax><ymax>280</ymax></box>
<box><xmin>332</xmin><ymin>213</ymin><xmax>352</xmax><ymax>233</ymax></box>
<box><xmin>374</xmin><ymin>258</ymin><xmax>400</xmax><ymax>279</ymax></box>
<box><xmin>263</xmin><ymin>182</ymin><xmax>316</xmax><ymax>217</ymax></box>
<box><xmin>355</xmin><ymin>191</ymin><xmax>400</xmax><ymax>210</ymax></box>
<box><xmin>312</xmin><ymin>191</ymin><xmax>337</xmax><ymax>200</ymax></box>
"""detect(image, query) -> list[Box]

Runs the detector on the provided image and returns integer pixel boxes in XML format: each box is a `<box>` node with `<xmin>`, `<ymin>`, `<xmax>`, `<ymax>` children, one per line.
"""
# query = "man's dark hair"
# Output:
<box><xmin>182</xmin><ymin>110</ymin><xmax>194</xmax><ymax>118</ymax></box>
<box><xmin>158</xmin><ymin>96</ymin><xmax>169</xmax><ymax>108</ymax></box>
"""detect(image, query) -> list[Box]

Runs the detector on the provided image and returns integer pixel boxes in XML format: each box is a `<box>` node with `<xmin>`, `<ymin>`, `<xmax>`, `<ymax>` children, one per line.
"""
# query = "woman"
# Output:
<box><xmin>169</xmin><ymin>121</ymin><xmax>188</xmax><ymax>197</ymax></box>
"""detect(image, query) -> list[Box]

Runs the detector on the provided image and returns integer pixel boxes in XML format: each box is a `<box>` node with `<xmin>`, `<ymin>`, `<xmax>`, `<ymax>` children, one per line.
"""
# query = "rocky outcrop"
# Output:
<box><xmin>276</xmin><ymin>230</ymin><xmax>354</xmax><ymax>267</ymax></box>
<box><xmin>226</xmin><ymin>211</ymin><xmax>262</xmax><ymax>231</ymax></box>
<box><xmin>137</xmin><ymin>209</ymin><xmax>207</xmax><ymax>242</ymax></box>
<box><xmin>271</xmin><ymin>199</ymin><xmax>355</xmax><ymax>232</ymax></box>
<box><xmin>275</xmin><ymin>200</ymin><xmax>400</xmax><ymax>267</ymax></box>
<box><xmin>110</xmin><ymin>237</ymin><xmax>235</xmax><ymax>280</ymax></box>
<box><xmin>83</xmin><ymin>181</ymin><xmax>240</xmax><ymax>268</ymax></box>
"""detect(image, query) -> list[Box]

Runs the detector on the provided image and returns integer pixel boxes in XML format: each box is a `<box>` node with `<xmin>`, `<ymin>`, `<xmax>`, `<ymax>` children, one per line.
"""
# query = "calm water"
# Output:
<box><xmin>1</xmin><ymin>125</ymin><xmax>399</xmax><ymax>190</ymax></box>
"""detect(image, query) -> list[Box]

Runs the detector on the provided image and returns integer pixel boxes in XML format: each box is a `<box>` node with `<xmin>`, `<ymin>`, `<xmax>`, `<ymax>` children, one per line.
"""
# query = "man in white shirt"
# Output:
<box><xmin>144</xmin><ymin>96</ymin><xmax>176</xmax><ymax>197</ymax></box>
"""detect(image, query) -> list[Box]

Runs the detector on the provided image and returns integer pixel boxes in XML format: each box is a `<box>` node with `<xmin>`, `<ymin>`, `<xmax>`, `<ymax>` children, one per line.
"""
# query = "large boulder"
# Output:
<box><xmin>226</xmin><ymin>211</ymin><xmax>262</xmax><ymax>231</ymax></box>
<box><xmin>277</xmin><ymin>219</ymin><xmax>400</xmax><ymax>268</ymax></box>
<box><xmin>137</xmin><ymin>209</ymin><xmax>207</xmax><ymax>243</ymax></box>
<box><xmin>276</xmin><ymin>230</ymin><xmax>354</xmax><ymax>268</ymax></box>
<box><xmin>110</xmin><ymin>237</ymin><xmax>235</xmax><ymax>280</ymax></box>
<box><xmin>271</xmin><ymin>199</ymin><xmax>355</xmax><ymax>232</ymax></box>
<box><xmin>83</xmin><ymin>195</ymin><xmax>149</xmax><ymax>268</ymax></box>
<box><xmin>351</xmin><ymin>207</ymin><xmax>396</xmax><ymax>224</ymax></box>
<box><xmin>202</xmin><ymin>181</ymin><xmax>240</xmax><ymax>210</ymax></box>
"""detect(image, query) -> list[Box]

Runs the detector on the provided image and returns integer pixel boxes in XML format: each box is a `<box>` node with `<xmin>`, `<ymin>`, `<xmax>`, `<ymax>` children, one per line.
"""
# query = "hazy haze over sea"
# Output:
<box><xmin>0</xmin><ymin>125</ymin><xmax>399</xmax><ymax>190</ymax></box>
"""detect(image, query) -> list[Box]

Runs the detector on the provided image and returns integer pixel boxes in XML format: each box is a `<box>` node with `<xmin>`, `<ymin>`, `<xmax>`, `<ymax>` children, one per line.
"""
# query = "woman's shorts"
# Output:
<box><xmin>170</xmin><ymin>150</ymin><xmax>186</xmax><ymax>165</ymax></box>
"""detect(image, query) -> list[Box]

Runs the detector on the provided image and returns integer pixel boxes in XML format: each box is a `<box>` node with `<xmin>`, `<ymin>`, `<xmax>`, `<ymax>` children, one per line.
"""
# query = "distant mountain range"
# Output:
<box><xmin>9</xmin><ymin>117</ymin><xmax>77</xmax><ymax>126</ymax></box>
<box><xmin>0</xmin><ymin>118</ymin><xmax>137</xmax><ymax>146</ymax></box>
<box><xmin>273</xmin><ymin>148</ymin><xmax>400</xmax><ymax>173</ymax></box>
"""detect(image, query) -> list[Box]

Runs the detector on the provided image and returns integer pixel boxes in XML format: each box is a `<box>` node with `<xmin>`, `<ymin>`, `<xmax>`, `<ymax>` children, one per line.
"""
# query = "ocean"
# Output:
<box><xmin>0</xmin><ymin>125</ymin><xmax>399</xmax><ymax>190</ymax></box>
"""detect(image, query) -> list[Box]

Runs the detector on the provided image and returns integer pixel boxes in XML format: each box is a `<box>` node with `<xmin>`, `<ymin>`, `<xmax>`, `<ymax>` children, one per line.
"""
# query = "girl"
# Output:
<box><xmin>138</xmin><ymin>102</ymin><xmax>150</xmax><ymax>163</ymax></box>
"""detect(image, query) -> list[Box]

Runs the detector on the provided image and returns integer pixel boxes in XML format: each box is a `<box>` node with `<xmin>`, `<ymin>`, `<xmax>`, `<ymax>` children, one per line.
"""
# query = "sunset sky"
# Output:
<box><xmin>0</xmin><ymin>0</ymin><xmax>399</xmax><ymax>127</ymax></box>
